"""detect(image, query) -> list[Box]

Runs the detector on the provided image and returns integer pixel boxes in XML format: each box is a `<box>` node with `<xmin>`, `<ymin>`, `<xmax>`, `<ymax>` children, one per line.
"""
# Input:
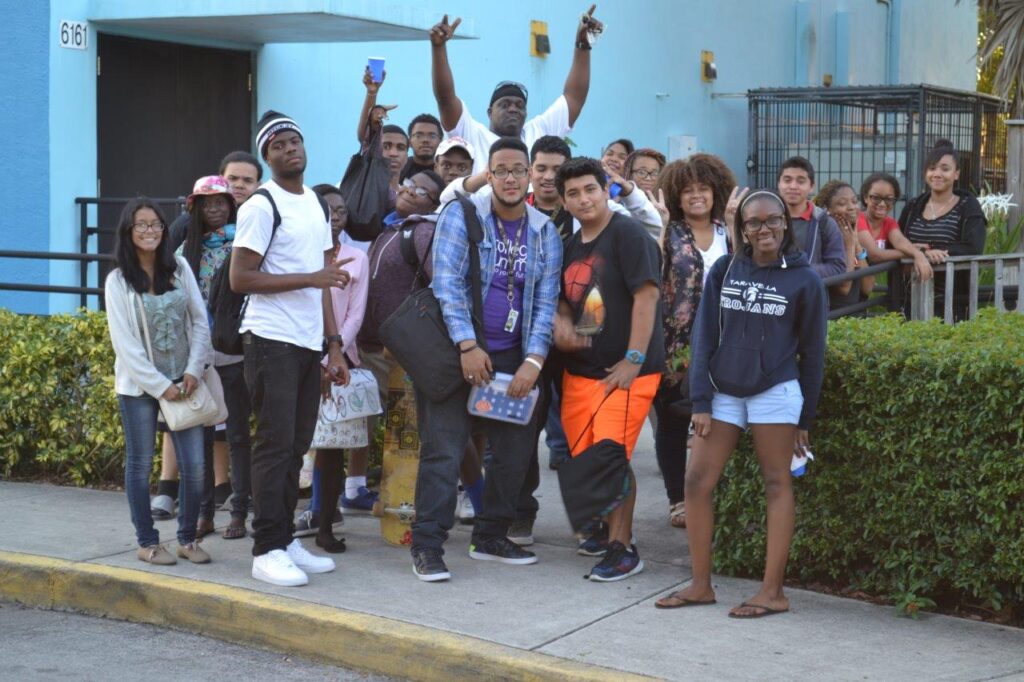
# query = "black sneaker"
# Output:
<box><xmin>469</xmin><ymin>537</ymin><xmax>538</xmax><ymax>565</ymax></box>
<box><xmin>412</xmin><ymin>548</ymin><xmax>451</xmax><ymax>582</ymax></box>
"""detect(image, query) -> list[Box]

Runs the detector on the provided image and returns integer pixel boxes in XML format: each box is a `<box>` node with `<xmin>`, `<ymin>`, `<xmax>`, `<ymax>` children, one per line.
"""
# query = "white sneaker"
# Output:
<box><xmin>299</xmin><ymin>452</ymin><xmax>315</xmax><ymax>489</ymax></box>
<box><xmin>458</xmin><ymin>491</ymin><xmax>475</xmax><ymax>523</ymax></box>
<box><xmin>252</xmin><ymin>550</ymin><xmax>308</xmax><ymax>587</ymax></box>
<box><xmin>286</xmin><ymin>538</ymin><xmax>336</xmax><ymax>574</ymax></box>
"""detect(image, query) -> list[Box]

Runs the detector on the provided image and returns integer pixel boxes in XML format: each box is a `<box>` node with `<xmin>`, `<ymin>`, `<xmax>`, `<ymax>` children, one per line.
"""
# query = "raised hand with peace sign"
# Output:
<box><xmin>723</xmin><ymin>186</ymin><xmax>750</xmax><ymax>233</ymax></box>
<box><xmin>429</xmin><ymin>14</ymin><xmax>462</xmax><ymax>46</ymax></box>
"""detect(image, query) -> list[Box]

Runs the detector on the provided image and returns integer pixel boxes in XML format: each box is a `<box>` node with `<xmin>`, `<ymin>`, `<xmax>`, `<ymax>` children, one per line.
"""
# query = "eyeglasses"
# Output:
<box><xmin>742</xmin><ymin>215</ymin><xmax>786</xmax><ymax>233</ymax></box>
<box><xmin>438</xmin><ymin>160</ymin><xmax>471</xmax><ymax>174</ymax></box>
<box><xmin>411</xmin><ymin>131</ymin><xmax>440</xmax><ymax>141</ymax></box>
<box><xmin>491</xmin><ymin>167</ymin><xmax>529</xmax><ymax>179</ymax></box>
<box><xmin>631</xmin><ymin>169</ymin><xmax>659</xmax><ymax>180</ymax></box>
<box><xmin>400</xmin><ymin>179</ymin><xmax>438</xmax><ymax>202</ymax></box>
<box><xmin>867</xmin><ymin>194</ymin><xmax>896</xmax><ymax>206</ymax></box>
<box><xmin>132</xmin><ymin>221</ymin><xmax>165</xmax><ymax>233</ymax></box>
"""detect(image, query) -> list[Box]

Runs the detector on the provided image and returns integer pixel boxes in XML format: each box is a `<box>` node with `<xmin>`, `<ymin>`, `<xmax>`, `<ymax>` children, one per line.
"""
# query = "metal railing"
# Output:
<box><xmin>822</xmin><ymin>261</ymin><xmax>901</xmax><ymax>320</ymax></box>
<box><xmin>909</xmin><ymin>253</ymin><xmax>1023</xmax><ymax>323</ymax></box>
<box><xmin>0</xmin><ymin>250</ymin><xmax>115</xmax><ymax>300</ymax></box>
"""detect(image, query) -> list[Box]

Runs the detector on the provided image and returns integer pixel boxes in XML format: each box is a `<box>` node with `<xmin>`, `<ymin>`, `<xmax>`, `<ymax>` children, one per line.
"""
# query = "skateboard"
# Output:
<box><xmin>372</xmin><ymin>360</ymin><xmax>420</xmax><ymax>547</ymax></box>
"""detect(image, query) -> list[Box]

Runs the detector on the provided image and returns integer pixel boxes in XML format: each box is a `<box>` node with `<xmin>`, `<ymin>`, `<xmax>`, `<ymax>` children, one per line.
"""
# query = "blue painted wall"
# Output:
<box><xmin>0</xmin><ymin>0</ymin><xmax>980</xmax><ymax>312</ymax></box>
<box><xmin>0</xmin><ymin>0</ymin><xmax>49</xmax><ymax>313</ymax></box>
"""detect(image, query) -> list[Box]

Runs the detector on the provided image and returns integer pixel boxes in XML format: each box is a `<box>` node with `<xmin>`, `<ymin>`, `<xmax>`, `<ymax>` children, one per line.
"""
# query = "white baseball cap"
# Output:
<box><xmin>434</xmin><ymin>136</ymin><xmax>475</xmax><ymax>160</ymax></box>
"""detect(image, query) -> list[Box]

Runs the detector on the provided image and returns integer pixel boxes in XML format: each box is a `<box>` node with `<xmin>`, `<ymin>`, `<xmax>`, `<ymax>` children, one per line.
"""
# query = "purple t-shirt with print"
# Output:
<box><xmin>483</xmin><ymin>217</ymin><xmax>528</xmax><ymax>352</ymax></box>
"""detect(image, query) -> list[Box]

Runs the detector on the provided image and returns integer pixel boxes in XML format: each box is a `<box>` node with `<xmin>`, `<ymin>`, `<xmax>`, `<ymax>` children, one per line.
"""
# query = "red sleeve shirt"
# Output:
<box><xmin>856</xmin><ymin>212</ymin><xmax>899</xmax><ymax>248</ymax></box>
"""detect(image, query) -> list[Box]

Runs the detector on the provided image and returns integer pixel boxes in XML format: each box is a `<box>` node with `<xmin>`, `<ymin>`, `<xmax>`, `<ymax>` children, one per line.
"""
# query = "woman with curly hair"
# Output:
<box><xmin>650</xmin><ymin>153</ymin><xmax>736</xmax><ymax>528</ymax></box>
<box><xmin>813</xmin><ymin>179</ymin><xmax>871</xmax><ymax>311</ymax></box>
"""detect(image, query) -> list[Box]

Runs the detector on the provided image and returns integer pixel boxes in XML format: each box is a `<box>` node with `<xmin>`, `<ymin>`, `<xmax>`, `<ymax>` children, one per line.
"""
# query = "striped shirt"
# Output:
<box><xmin>905</xmin><ymin>204</ymin><xmax>962</xmax><ymax>248</ymax></box>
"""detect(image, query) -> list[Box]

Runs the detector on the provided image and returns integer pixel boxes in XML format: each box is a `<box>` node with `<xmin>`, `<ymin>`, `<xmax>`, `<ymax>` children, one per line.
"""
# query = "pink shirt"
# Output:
<box><xmin>857</xmin><ymin>212</ymin><xmax>899</xmax><ymax>249</ymax></box>
<box><xmin>328</xmin><ymin>243</ymin><xmax>369</xmax><ymax>366</ymax></box>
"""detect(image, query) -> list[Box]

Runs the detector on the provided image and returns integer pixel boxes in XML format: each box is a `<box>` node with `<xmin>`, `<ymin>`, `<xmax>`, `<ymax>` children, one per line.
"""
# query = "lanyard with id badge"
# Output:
<box><xmin>496</xmin><ymin>215</ymin><xmax>526</xmax><ymax>334</ymax></box>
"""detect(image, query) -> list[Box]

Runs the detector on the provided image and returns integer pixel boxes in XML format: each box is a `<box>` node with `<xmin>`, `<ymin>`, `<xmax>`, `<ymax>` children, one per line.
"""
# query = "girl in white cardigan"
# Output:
<box><xmin>105</xmin><ymin>198</ymin><xmax>213</xmax><ymax>566</ymax></box>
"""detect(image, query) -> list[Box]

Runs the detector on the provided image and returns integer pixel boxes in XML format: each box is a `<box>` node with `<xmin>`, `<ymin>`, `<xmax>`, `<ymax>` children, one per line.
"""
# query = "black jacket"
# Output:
<box><xmin>897</xmin><ymin>189</ymin><xmax>986</xmax><ymax>256</ymax></box>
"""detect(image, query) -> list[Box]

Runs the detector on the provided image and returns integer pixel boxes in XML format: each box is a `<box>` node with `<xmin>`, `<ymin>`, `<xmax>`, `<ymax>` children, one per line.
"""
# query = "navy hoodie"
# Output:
<box><xmin>689</xmin><ymin>248</ymin><xmax>828</xmax><ymax>429</ymax></box>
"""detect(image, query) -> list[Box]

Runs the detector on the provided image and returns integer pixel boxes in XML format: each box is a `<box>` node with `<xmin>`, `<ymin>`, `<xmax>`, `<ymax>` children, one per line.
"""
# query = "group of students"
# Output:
<box><xmin>103</xmin><ymin>7</ymin><xmax>987</xmax><ymax>619</ymax></box>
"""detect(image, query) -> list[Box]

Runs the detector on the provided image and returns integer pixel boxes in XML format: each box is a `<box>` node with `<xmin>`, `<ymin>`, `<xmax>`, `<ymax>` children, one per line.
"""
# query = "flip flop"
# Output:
<box><xmin>655</xmin><ymin>591</ymin><xmax>717</xmax><ymax>609</ymax></box>
<box><xmin>728</xmin><ymin>602</ymin><xmax>790</xmax><ymax>619</ymax></box>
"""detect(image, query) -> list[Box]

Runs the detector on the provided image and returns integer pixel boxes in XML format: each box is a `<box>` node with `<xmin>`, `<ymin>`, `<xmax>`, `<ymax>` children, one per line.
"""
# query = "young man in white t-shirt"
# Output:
<box><xmin>230</xmin><ymin>110</ymin><xmax>353</xmax><ymax>588</ymax></box>
<box><xmin>428</xmin><ymin>7</ymin><xmax>603</xmax><ymax>174</ymax></box>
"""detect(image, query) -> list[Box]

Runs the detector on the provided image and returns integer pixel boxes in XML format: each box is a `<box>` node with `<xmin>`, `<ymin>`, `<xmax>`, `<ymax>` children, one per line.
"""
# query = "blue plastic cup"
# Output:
<box><xmin>367</xmin><ymin>57</ymin><xmax>385</xmax><ymax>83</ymax></box>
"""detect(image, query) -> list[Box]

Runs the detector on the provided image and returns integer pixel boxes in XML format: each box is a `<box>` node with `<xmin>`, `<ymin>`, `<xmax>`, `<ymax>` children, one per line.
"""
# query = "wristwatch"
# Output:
<box><xmin>625</xmin><ymin>349</ymin><xmax>645</xmax><ymax>365</ymax></box>
<box><xmin>325</xmin><ymin>334</ymin><xmax>343</xmax><ymax>348</ymax></box>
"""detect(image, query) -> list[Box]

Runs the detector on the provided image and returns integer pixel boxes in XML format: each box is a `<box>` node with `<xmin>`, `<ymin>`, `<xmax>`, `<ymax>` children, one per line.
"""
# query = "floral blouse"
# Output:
<box><xmin>137</xmin><ymin>288</ymin><xmax>190</xmax><ymax>381</ymax></box>
<box><xmin>661</xmin><ymin>220</ymin><xmax>728</xmax><ymax>386</ymax></box>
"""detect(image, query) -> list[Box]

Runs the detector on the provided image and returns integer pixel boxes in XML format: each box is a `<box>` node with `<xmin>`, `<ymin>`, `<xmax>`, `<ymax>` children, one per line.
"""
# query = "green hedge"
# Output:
<box><xmin>713</xmin><ymin>310</ymin><xmax>1024</xmax><ymax>616</ymax></box>
<box><xmin>0</xmin><ymin>308</ymin><xmax>386</xmax><ymax>487</ymax></box>
<box><xmin>0</xmin><ymin>309</ymin><xmax>124</xmax><ymax>485</ymax></box>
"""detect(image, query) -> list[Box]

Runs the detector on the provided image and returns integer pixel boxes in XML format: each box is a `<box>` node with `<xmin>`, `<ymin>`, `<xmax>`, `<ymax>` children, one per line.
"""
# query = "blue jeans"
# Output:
<box><xmin>118</xmin><ymin>394</ymin><xmax>205</xmax><ymax>547</ymax></box>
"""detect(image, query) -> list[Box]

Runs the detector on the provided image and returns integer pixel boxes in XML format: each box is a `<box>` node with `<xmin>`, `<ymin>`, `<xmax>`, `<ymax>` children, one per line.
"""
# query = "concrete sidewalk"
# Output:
<box><xmin>1</xmin><ymin>429</ymin><xmax>1022</xmax><ymax>681</ymax></box>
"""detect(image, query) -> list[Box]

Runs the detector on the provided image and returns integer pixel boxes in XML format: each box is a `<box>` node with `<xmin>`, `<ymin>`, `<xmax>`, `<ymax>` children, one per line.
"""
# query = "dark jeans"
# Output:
<box><xmin>243</xmin><ymin>333</ymin><xmax>321</xmax><ymax>556</ymax></box>
<box><xmin>412</xmin><ymin>348</ymin><xmax>539</xmax><ymax>553</ymax></box>
<box><xmin>514</xmin><ymin>353</ymin><xmax>563</xmax><ymax>522</ymax></box>
<box><xmin>217</xmin><ymin>361</ymin><xmax>253</xmax><ymax>520</ymax></box>
<box><xmin>652</xmin><ymin>383</ymin><xmax>689</xmax><ymax>505</ymax></box>
<box><xmin>200</xmin><ymin>426</ymin><xmax>215</xmax><ymax>520</ymax></box>
<box><xmin>117</xmin><ymin>394</ymin><xmax>204</xmax><ymax>547</ymax></box>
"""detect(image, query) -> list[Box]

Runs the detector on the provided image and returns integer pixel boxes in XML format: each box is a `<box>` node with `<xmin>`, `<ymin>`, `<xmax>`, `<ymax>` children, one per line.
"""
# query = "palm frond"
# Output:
<box><xmin>961</xmin><ymin>0</ymin><xmax>1024</xmax><ymax>115</ymax></box>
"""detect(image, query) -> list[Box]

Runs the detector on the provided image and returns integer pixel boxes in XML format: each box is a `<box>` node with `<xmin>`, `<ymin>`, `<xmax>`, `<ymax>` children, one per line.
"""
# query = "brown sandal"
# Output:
<box><xmin>196</xmin><ymin>518</ymin><xmax>215</xmax><ymax>539</ymax></box>
<box><xmin>222</xmin><ymin>518</ymin><xmax>246</xmax><ymax>540</ymax></box>
<box><xmin>669</xmin><ymin>502</ymin><xmax>687</xmax><ymax>528</ymax></box>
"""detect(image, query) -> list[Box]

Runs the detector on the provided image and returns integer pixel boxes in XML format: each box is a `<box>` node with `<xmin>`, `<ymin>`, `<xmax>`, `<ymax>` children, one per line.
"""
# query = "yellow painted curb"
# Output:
<box><xmin>0</xmin><ymin>550</ymin><xmax>659</xmax><ymax>682</ymax></box>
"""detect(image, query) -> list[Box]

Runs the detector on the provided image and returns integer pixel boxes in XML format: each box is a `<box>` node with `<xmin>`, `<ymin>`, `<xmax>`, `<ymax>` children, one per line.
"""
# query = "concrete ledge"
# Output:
<box><xmin>0</xmin><ymin>550</ymin><xmax>657</xmax><ymax>681</ymax></box>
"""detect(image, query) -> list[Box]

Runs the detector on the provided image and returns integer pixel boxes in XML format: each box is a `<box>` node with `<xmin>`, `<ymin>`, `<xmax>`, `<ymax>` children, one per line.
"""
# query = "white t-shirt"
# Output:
<box><xmin>699</xmin><ymin>225</ymin><xmax>729</xmax><ymax>286</ymax></box>
<box><xmin>234</xmin><ymin>180</ymin><xmax>333</xmax><ymax>350</ymax></box>
<box><xmin>449</xmin><ymin>95</ymin><xmax>572</xmax><ymax>174</ymax></box>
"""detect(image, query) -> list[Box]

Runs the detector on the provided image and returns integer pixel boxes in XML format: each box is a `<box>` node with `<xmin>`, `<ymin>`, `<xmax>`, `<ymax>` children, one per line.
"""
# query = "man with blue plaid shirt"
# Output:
<box><xmin>411</xmin><ymin>137</ymin><xmax>562</xmax><ymax>582</ymax></box>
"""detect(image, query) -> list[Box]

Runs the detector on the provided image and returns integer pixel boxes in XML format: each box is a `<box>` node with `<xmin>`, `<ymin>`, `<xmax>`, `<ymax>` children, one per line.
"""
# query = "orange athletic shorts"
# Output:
<box><xmin>561</xmin><ymin>372</ymin><xmax>660</xmax><ymax>460</ymax></box>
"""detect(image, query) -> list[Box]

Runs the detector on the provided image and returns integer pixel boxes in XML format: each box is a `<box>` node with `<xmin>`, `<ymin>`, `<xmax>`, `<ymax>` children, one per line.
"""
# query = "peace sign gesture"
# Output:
<box><xmin>724</xmin><ymin>186</ymin><xmax>750</xmax><ymax>231</ymax></box>
<box><xmin>646</xmin><ymin>188</ymin><xmax>670</xmax><ymax>228</ymax></box>
<box><xmin>430</xmin><ymin>14</ymin><xmax>462</xmax><ymax>46</ymax></box>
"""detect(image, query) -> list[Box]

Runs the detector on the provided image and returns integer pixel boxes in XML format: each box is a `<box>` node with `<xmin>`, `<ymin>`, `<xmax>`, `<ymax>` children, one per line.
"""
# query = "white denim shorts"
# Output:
<box><xmin>711</xmin><ymin>379</ymin><xmax>803</xmax><ymax>429</ymax></box>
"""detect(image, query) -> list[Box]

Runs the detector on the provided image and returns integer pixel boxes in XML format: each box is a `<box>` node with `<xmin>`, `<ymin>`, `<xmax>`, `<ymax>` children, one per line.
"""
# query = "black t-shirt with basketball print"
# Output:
<box><xmin>561</xmin><ymin>213</ymin><xmax>665</xmax><ymax>380</ymax></box>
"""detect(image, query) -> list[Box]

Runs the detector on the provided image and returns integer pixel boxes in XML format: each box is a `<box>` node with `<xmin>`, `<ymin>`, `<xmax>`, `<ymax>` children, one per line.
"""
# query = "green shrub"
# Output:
<box><xmin>0</xmin><ymin>309</ymin><xmax>125</xmax><ymax>485</ymax></box>
<box><xmin>712</xmin><ymin>310</ymin><xmax>1024</xmax><ymax>615</ymax></box>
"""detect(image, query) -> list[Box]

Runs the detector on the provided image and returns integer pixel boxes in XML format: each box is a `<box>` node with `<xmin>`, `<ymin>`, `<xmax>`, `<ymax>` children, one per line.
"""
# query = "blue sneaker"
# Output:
<box><xmin>588</xmin><ymin>541</ymin><xmax>644</xmax><ymax>582</ymax></box>
<box><xmin>576</xmin><ymin>522</ymin><xmax>609</xmax><ymax>556</ymax></box>
<box><xmin>341</xmin><ymin>486</ymin><xmax>379</xmax><ymax>513</ymax></box>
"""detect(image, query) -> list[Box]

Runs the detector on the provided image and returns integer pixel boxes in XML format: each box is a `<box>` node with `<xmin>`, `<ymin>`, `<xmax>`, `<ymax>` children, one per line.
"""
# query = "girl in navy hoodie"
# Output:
<box><xmin>655</xmin><ymin>189</ymin><xmax>827</xmax><ymax>618</ymax></box>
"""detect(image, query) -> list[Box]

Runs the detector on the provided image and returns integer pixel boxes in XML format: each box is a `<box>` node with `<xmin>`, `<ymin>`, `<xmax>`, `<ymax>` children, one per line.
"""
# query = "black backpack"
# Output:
<box><xmin>208</xmin><ymin>187</ymin><xmax>329</xmax><ymax>354</ymax></box>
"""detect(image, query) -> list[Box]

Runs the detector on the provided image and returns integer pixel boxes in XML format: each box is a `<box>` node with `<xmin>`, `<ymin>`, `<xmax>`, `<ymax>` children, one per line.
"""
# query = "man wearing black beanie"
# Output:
<box><xmin>428</xmin><ymin>6</ymin><xmax>603</xmax><ymax>174</ymax></box>
<box><xmin>230</xmin><ymin>110</ymin><xmax>354</xmax><ymax>587</ymax></box>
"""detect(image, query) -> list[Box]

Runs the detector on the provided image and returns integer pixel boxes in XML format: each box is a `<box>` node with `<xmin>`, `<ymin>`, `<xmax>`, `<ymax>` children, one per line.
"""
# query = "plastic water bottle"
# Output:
<box><xmin>791</xmin><ymin>450</ymin><xmax>815</xmax><ymax>477</ymax></box>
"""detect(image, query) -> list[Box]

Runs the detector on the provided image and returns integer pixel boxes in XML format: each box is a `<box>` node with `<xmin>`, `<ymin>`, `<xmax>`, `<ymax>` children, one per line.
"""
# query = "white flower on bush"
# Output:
<box><xmin>977</xmin><ymin>192</ymin><xmax>1017</xmax><ymax>221</ymax></box>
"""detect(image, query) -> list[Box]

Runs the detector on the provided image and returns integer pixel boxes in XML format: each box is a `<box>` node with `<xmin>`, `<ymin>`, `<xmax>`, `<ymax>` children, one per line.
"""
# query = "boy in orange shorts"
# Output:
<box><xmin>553</xmin><ymin>157</ymin><xmax>664</xmax><ymax>582</ymax></box>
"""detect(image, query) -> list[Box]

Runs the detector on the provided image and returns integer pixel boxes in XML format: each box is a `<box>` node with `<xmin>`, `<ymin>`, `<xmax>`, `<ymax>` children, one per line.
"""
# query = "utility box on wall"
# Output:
<box><xmin>669</xmin><ymin>135</ymin><xmax>698</xmax><ymax>161</ymax></box>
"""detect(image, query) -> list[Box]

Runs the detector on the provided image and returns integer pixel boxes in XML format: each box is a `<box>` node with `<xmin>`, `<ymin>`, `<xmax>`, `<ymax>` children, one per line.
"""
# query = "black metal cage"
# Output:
<box><xmin>747</xmin><ymin>85</ymin><xmax>1007</xmax><ymax>210</ymax></box>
